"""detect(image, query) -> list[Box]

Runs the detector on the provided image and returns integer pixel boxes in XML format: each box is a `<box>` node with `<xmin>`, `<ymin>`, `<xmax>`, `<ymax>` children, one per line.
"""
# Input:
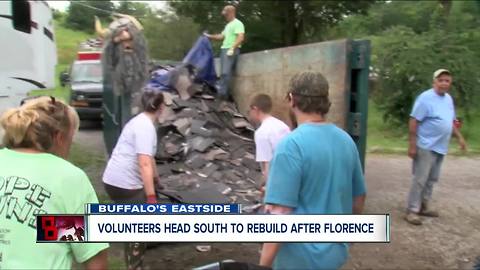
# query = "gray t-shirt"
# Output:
<box><xmin>103</xmin><ymin>113</ymin><xmax>157</xmax><ymax>189</ymax></box>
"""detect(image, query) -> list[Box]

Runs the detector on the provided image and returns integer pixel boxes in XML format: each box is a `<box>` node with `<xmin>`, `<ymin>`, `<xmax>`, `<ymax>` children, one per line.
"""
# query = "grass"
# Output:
<box><xmin>107</xmin><ymin>256</ymin><xmax>125</xmax><ymax>270</ymax></box>
<box><xmin>68</xmin><ymin>143</ymin><xmax>105</xmax><ymax>172</ymax></box>
<box><xmin>367</xmin><ymin>101</ymin><xmax>480</xmax><ymax>155</ymax></box>
<box><xmin>29</xmin><ymin>19</ymin><xmax>91</xmax><ymax>101</ymax></box>
<box><xmin>68</xmin><ymin>142</ymin><xmax>112</xmax><ymax>202</ymax></box>
<box><xmin>457</xmin><ymin>110</ymin><xmax>480</xmax><ymax>153</ymax></box>
<box><xmin>29</xmin><ymin>64</ymin><xmax>70</xmax><ymax>101</ymax></box>
<box><xmin>366</xmin><ymin>102</ymin><xmax>407</xmax><ymax>153</ymax></box>
<box><xmin>54</xmin><ymin>18</ymin><xmax>91</xmax><ymax>66</ymax></box>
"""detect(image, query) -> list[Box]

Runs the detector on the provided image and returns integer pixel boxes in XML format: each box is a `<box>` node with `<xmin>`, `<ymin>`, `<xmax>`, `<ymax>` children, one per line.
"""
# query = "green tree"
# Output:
<box><xmin>115</xmin><ymin>1</ymin><xmax>152</xmax><ymax>19</ymax></box>
<box><xmin>65</xmin><ymin>1</ymin><xmax>114</xmax><ymax>32</ymax></box>
<box><xmin>52</xmin><ymin>9</ymin><xmax>64</xmax><ymax>21</ymax></box>
<box><xmin>326</xmin><ymin>1</ymin><xmax>437</xmax><ymax>39</ymax></box>
<box><xmin>327</xmin><ymin>0</ymin><xmax>480</xmax><ymax>126</ymax></box>
<box><xmin>169</xmin><ymin>0</ymin><xmax>374</xmax><ymax>52</ymax></box>
<box><xmin>143</xmin><ymin>11</ymin><xmax>201</xmax><ymax>60</ymax></box>
<box><xmin>373</xmin><ymin>26</ymin><xmax>478</xmax><ymax>126</ymax></box>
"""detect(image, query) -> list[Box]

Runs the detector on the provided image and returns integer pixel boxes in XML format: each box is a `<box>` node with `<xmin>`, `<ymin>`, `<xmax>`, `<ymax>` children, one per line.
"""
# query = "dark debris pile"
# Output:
<box><xmin>154</xmin><ymin>80</ymin><xmax>263</xmax><ymax>212</ymax></box>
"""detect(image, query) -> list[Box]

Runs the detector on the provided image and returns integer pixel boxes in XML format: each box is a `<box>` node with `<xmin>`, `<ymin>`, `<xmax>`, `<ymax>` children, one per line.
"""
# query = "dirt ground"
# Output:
<box><xmin>74</xmin><ymin>125</ymin><xmax>480</xmax><ymax>270</ymax></box>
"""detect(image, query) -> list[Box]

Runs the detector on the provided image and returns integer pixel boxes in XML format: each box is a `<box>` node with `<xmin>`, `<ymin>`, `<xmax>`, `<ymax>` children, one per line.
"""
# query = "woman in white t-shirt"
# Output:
<box><xmin>102</xmin><ymin>91</ymin><xmax>164</xmax><ymax>270</ymax></box>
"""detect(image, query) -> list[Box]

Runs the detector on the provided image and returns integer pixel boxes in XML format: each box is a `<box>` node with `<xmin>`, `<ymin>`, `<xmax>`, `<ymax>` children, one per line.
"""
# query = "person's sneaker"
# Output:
<box><xmin>420</xmin><ymin>201</ymin><xmax>439</xmax><ymax>217</ymax></box>
<box><xmin>404</xmin><ymin>212</ymin><xmax>422</xmax><ymax>225</ymax></box>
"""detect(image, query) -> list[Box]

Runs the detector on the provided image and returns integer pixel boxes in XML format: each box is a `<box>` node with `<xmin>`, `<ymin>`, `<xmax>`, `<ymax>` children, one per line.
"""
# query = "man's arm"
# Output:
<box><xmin>259</xmin><ymin>205</ymin><xmax>293</xmax><ymax>267</ymax></box>
<box><xmin>408</xmin><ymin>117</ymin><xmax>418</xmax><ymax>159</ymax></box>
<box><xmin>259</xmin><ymin>140</ymin><xmax>301</xmax><ymax>267</ymax></box>
<box><xmin>255</xmin><ymin>135</ymin><xmax>273</xmax><ymax>185</ymax></box>
<box><xmin>259</xmin><ymin>242</ymin><xmax>281</xmax><ymax>267</ymax></box>
<box><xmin>351</xmin><ymin>145</ymin><xmax>367</xmax><ymax>214</ymax></box>
<box><xmin>259</xmin><ymin>162</ymin><xmax>270</xmax><ymax>196</ymax></box>
<box><xmin>204</xmin><ymin>33</ymin><xmax>224</xmax><ymax>41</ymax></box>
<box><xmin>261</xmin><ymin>162</ymin><xmax>270</xmax><ymax>183</ymax></box>
<box><xmin>353</xmin><ymin>195</ymin><xmax>366</xmax><ymax>214</ymax></box>
<box><xmin>231</xmin><ymin>33</ymin><xmax>244</xmax><ymax>50</ymax></box>
<box><xmin>453</xmin><ymin>125</ymin><xmax>467</xmax><ymax>151</ymax></box>
<box><xmin>84</xmin><ymin>249</ymin><xmax>108</xmax><ymax>270</ymax></box>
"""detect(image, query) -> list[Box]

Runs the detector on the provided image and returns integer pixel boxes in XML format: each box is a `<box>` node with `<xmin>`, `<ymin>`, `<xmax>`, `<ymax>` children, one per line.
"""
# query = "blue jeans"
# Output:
<box><xmin>407</xmin><ymin>147</ymin><xmax>444</xmax><ymax>213</ymax></box>
<box><xmin>218</xmin><ymin>48</ymin><xmax>240</xmax><ymax>98</ymax></box>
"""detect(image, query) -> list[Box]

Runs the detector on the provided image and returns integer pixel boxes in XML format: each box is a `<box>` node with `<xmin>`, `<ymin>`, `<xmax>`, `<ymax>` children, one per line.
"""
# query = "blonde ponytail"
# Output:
<box><xmin>1</xmin><ymin>108</ymin><xmax>39</xmax><ymax>145</ymax></box>
<box><xmin>0</xmin><ymin>96</ymin><xmax>79</xmax><ymax>151</ymax></box>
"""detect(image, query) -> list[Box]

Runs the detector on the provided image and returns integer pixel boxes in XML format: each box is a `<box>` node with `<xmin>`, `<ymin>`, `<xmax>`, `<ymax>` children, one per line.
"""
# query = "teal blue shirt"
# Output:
<box><xmin>264</xmin><ymin>123</ymin><xmax>366</xmax><ymax>270</ymax></box>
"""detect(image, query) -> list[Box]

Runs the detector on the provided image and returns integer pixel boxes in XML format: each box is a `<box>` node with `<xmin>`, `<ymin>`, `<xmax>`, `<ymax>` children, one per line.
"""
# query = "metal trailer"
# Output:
<box><xmin>0</xmin><ymin>0</ymin><xmax>56</xmax><ymax>115</ymax></box>
<box><xmin>102</xmin><ymin>39</ymin><xmax>370</xmax><ymax>168</ymax></box>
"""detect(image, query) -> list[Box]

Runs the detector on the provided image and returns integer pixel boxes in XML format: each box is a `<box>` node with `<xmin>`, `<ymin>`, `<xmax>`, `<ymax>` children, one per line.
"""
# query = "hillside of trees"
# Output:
<box><xmin>55</xmin><ymin>0</ymin><xmax>480</xmax><ymax>133</ymax></box>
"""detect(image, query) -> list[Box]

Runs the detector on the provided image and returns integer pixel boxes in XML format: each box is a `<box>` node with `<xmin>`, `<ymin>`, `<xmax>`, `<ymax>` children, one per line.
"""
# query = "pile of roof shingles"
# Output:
<box><xmin>154</xmin><ymin>79</ymin><xmax>263</xmax><ymax>212</ymax></box>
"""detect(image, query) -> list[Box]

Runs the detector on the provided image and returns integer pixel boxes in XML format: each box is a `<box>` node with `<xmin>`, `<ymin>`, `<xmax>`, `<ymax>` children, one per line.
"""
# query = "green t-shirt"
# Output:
<box><xmin>221</xmin><ymin>18</ymin><xmax>245</xmax><ymax>49</ymax></box>
<box><xmin>0</xmin><ymin>148</ymin><xmax>108</xmax><ymax>269</ymax></box>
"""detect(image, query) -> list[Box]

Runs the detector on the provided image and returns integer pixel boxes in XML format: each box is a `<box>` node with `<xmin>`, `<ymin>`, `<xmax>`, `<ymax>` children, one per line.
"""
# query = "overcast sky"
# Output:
<box><xmin>47</xmin><ymin>1</ymin><xmax>167</xmax><ymax>12</ymax></box>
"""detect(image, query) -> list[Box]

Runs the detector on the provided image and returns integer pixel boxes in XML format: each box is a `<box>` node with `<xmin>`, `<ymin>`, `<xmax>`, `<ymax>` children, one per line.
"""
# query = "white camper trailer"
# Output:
<box><xmin>0</xmin><ymin>0</ymin><xmax>57</xmax><ymax>115</ymax></box>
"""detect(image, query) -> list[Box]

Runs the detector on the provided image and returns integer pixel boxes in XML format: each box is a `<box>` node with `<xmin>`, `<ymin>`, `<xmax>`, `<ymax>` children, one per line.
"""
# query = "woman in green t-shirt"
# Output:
<box><xmin>0</xmin><ymin>96</ymin><xmax>108</xmax><ymax>269</ymax></box>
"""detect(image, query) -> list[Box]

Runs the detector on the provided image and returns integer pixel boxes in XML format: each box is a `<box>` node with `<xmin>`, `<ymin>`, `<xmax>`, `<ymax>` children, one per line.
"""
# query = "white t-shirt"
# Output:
<box><xmin>103</xmin><ymin>113</ymin><xmax>157</xmax><ymax>189</ymax></box>
<box><xmin>255</xmin><ymin>116</ymin><xmax>290</xmax><ymax>162</ymax></box>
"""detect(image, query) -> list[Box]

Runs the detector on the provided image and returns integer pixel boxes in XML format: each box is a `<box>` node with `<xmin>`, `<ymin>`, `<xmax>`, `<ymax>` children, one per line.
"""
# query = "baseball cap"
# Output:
<box><xmin>433</xmin><ymin>69</ymin><xmax>451</xmax><ymax>80</ymax></box>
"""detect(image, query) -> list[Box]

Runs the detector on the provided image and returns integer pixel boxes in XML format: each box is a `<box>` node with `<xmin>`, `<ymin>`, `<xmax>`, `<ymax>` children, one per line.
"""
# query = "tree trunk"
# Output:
<box><xmin>439</xmin><ymin>0</ymin><xmax>452</xmax><ymax>17</ymax></box>
<box><xmin>281</xmin><ymin>1</ymin><xmax>299</xmax><ymax>47</ymax></box>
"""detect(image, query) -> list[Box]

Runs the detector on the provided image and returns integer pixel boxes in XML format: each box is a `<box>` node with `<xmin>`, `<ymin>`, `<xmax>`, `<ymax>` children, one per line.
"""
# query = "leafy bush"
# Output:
<box><xmin>372</xmin><ymin>25</ymin><xmax>479</xmax><ymax>126</ymax></box>
<box><xmin>326</xmin><ymin>1</ymin><xmax>480</xmax><ymax>127</ymax></box>
<box><xmin>143</xmin><ymin>14</ymin><xmax>201</xmax><ymax>61</ymax></box>
<box><xmin>65</xmin><ymin>1</ymin><xmax>114</xmax><ymax>33</ymax></box>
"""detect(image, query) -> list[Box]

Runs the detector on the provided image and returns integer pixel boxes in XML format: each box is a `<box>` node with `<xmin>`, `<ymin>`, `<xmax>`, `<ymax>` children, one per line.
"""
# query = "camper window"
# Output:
<box><xmin>12</xmin><ymin>0</ymin><xmax>31</xmax><ymax>34</ymax></box>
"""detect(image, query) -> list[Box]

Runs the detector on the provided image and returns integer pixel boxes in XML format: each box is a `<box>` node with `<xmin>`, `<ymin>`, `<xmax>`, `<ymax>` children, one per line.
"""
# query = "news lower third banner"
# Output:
<box><xmin>37</xmin><ymin>204</ymin><xmax>390</xmax><ymax>243</ymax></box>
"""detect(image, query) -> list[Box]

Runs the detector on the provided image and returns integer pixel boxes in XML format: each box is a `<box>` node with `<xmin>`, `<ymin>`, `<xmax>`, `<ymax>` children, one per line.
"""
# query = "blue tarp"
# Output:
<box><xmin>144</xmin><ymin>36</ymin><xmax>217</xmax><ymax>92</ymax></box>
<box><xmin>182</xmin><ymin>36</ymin><xmax>217</xmax><ymax>85</ymax></box>
<box><xmin>145</xmin><ymin>67</ymin><xmax>175</xmax><ymax>91</ymax></box>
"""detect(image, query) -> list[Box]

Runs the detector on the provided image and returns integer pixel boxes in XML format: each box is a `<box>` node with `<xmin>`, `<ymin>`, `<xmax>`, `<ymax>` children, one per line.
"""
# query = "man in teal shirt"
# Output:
<box><xmin>205</xmin><ymin>5</ymin><xmax>245</xmax><ymax>99</ymax></box>
<box><xmin>259</xmin><ymin>72</ymin><xmax>367</xmax><ymax>269</ymax></box>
